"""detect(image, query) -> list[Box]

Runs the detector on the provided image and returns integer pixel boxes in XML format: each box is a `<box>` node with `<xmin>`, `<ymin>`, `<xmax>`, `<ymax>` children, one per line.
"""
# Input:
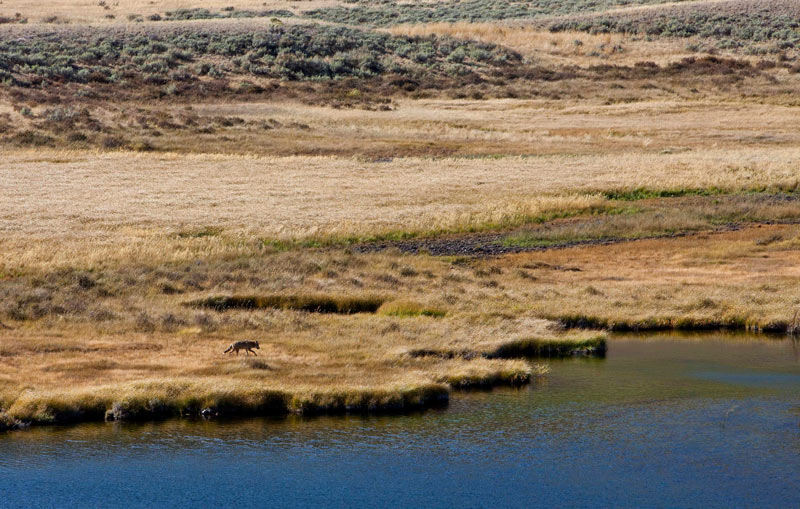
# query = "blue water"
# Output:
<box><xmin>1</xmin><ymin>334</ymin><xmax>799</xmax><ymax>508</ymax></box>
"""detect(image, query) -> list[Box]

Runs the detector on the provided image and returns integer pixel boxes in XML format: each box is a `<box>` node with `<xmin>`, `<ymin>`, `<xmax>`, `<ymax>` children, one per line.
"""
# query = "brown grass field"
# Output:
<box><xmin>0</xmin><ymin>0</ymin><xmax>331</xmax><ymax>23</ymax></box>
<box><xmin>2</xmin><ymin>0</ymin><xmax>800</xmax><ymax>429</ymax></box>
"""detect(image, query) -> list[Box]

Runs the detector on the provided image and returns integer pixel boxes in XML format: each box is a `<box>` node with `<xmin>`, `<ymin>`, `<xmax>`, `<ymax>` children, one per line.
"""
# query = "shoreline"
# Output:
<box><xmin>4</xmin><ymin>305</ymin><xmax>800</xmax><ymax>434</ymax></box>
<box><xmin>0</xmin><ymin>336</ymin><xmax>605</xmax><ymax>432</ymax></box>
<box><xmin>3</xmin><ymin>327</ymin><xmax>794</xmax><ymax>433</ymax></box>
<box><xmin>555</xmin><ymin>315</ymin><xmax>800</xmax><ymax>335</ymax></box>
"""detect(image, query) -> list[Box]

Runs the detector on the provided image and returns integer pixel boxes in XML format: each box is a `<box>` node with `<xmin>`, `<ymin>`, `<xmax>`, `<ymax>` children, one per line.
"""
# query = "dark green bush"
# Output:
<box><xmin>546</xmin><ymin>1</ymin><xmax>800</xmax><ymax>52</ymax></box>
<box><xmin>162</xmin><ymin>7</ymin><xmax>294</xmax><ymax>21</ymax></box>
<box><xmin>303</xmin><ymin>0</ymin><xmax>686</xmax><ymax>27</ymax></box>
<box><xmin>0</xmin><ymin>24</ymin><xmax>520</xmax><ymax>87</ymax></box>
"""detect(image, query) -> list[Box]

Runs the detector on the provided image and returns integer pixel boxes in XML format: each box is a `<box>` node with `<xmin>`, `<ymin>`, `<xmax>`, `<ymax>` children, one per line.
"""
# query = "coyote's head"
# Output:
<box><xmin>253</xmin><ymin>341</ymin><xmax>260</xmax><ymax>349</ymax></box>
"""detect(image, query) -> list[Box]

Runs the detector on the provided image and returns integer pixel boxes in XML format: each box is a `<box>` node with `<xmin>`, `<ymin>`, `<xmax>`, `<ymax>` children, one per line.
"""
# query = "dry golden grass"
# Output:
<box><xmin>496</xmin><ymin>225</ymin><xmax>800</xmax><ymax>330</ymax></box>
<box><xmin>0</xmin><ymin>0</ymin><xmax>336</xmax><ymax>24</ymax></box>
<box><xmin>2</xmin><ymin>140</ymin><xmax>798</xmax><ymax>273</ymax></box>
<box><xmin>388</xmin><ymin>23</ymin><xmax>703</xmax><ymax>67</ymax></box>
<box><xmin>10</xmin><ymin>93</ymin><xmax>800</xmax><ymax>160</ymax></box>
<box><xmin>178</xmin><ymin>98</ymin><xmax>800</xmax><ymax>156</ymax></box>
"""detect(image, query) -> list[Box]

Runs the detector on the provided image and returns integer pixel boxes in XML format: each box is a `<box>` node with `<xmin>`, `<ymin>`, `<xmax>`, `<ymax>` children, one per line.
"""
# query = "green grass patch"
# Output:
<box><xmin>499</xmin><ymin>190</ymin><xmax>800</xmax><ymax>249</ymax></box>
<box><xmin>602</xmin><ymin>187</ymin><xmax>730</xmax><ymax>201</ymax></box>
<box><xmin>602</xmin><ymin>184</ymin><xmax>800</xmax><ymax>202</ymax></box>
<box><xmin>258</xmin><ymin>202</ymin><xmax>617</xmax><ymax>252</ymax></box>
<box><xmin>499</xmin><ymin>224</ymin><xmax>674</xmax><ymax>249</ymax></box>
<box><xmin>500</xmin><ymin>235</ymin><xmax>600</xmax><ymax>249</ymax></box>
<box><xmin>378</xmin><ymin>300</ymin><xmax>446</xmax><ymax>318</ymax></box>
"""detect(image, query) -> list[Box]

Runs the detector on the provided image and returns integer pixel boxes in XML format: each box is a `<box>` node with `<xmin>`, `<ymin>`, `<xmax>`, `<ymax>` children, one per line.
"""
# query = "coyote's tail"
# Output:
<box><xmin>223</xmin><ymin>345</ymin><xmax>233</xmax><ymax>354</ymax></box>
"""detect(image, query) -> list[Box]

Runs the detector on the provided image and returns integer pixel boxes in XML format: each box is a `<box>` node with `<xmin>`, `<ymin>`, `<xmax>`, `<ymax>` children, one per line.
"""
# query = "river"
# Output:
<box><xmin>1</xmin><ymin>333</ymin><xmax>799</xmax><ymax>508</ymax></box>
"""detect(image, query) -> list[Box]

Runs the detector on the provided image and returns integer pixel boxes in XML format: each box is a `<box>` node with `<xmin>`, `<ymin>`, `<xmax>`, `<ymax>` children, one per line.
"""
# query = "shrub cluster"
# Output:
<box><xmin>0</xmin><ymin>24</ymin><xmax>520</xmax><ymax>87</ymax></box>
<box><xmin>547</xmin><ymin>0</ymin><xmax>800</xmax><ymax>53</ymax></box>
<box><xmin>303</xmin><ymin>0</ymin><xmax>688</xmax><ymax>27</ymax></box>
<box><xmin>161</xmin><ymin>7</ymin><xmax>294</xmax><ymax>21</ymax></box>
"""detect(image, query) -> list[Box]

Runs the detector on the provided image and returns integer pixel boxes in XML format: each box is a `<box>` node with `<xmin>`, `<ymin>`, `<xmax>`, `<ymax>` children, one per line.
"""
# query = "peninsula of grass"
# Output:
<box><xmin>1</xmin><ymin>381</ymin><xmax>452</xmax><ymax>429</ymax></box>
<box><xmin>0</xmin><ymin>354</ymin><xmax>549</xmax><ymax>429</ymax></box>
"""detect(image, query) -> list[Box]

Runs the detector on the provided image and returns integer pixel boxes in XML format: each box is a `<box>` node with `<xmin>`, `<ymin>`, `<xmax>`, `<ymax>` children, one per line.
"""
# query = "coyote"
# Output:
<box><xmin>223</xmin><ymin>340</ymin><xmax>260</xmax><ymax>356</ymax></box>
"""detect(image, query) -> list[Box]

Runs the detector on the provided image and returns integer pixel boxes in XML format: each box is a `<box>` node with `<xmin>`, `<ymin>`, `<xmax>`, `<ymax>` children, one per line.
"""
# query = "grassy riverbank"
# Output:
<box><xmin>2</xmin><ymin>221</ymin><xmax>798</xmax><ymax>429</ymax></box>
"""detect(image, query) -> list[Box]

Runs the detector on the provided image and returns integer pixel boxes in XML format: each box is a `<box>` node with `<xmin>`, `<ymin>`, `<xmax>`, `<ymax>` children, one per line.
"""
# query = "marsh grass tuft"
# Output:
<box><xmin>789</xmin><ymin>310</ymin><xmax>800</xmax><ymax>336</ymax></box>
<box><xmin>244</xmin><ymin>359</ymin><xmax>272</xmax><ymax>370</ymax></box>
<box><xmin>554</xmin><ymin>314</ymin><xmax>792</xmax><ymax>333</ymax></box>
<box><xmin>444</xmin><ymin>369</ymin><xmax>531</xmax><ymax>389</ymax></box>
<box><xmin>436</xmin><ymin>359</ymin><xmax>544</xmax><ymax>389</ymax></box>
<box><xmin>0</xmin><ymin>412</ymin><xmax>16</xmax><ymax>432</ymax></box>
<box><xmin>487</xmin><ymin>335</ymin><xmax>608</xmax><ymax>358</ymax></box>
<box><xmin>189</xmin><ymin>294</ymin><xmax>385</xmax><ymax>314</ymax></box>
<box><xmin>289</xmin><ymin>384</ymin><xmax>449</xmax><ymax>415</ymax></box>
<box><xmin>378</xmin><ymin>300</ymin><xmax>446</xmax><ymax>318</ymax></box>
<box><xmin>408</xmin><ymin>333</ymin><xmax>608</xmax><ymax>360</ymax></box>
